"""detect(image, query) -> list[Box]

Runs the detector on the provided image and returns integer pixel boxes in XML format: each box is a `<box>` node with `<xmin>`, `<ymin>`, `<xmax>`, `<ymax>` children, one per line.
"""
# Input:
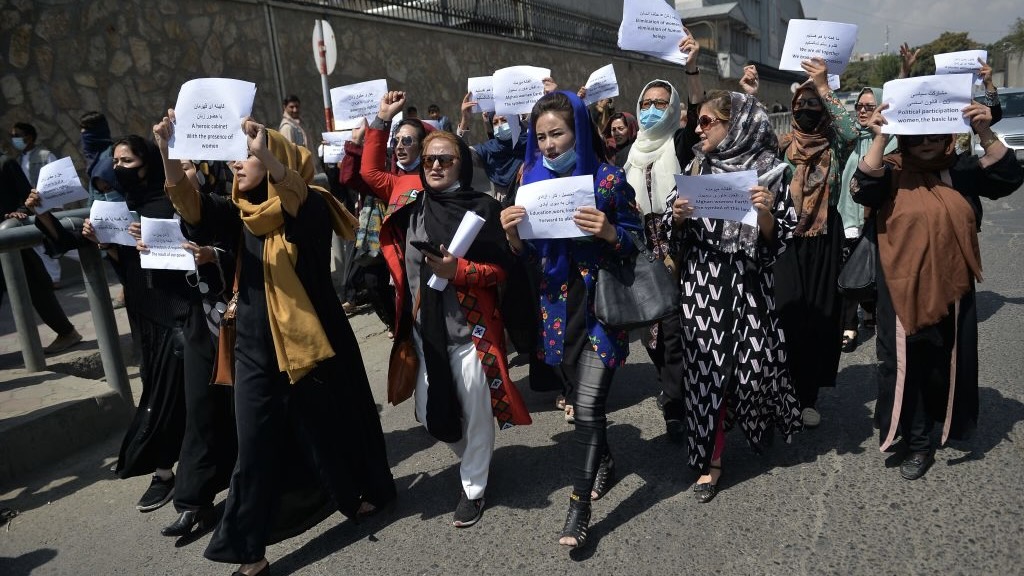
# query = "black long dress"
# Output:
<box><xmin>852</xmin><ymin>150</ymin><xmax>1022</xmax><ymax>451</ymax></box>
<box><xmin>201</xmin><ymin>184</ymin><xmax>395</xmax><ymax>565</ymax></box>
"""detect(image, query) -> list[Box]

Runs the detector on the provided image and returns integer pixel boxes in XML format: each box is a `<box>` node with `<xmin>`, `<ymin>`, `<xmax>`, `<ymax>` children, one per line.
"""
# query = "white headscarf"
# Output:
<box><xmin>625</xmin><ymin>79</ymin><xmax>682</xmax><ymax>216</ymax></box>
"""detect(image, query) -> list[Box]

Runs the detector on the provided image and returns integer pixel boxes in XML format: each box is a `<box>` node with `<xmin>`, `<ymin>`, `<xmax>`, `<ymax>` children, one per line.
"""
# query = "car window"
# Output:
<box><xmin>1000</xmin><ymin>92</ymin><xmax>1024</xmax><ymax>117</ymax></box>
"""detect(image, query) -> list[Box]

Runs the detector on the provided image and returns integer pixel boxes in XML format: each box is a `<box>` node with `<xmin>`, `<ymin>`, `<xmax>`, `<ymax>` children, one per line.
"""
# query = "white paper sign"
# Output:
<box><xmin>493</xmin><ymin>66</ymin><xmax>550</xmax><ymax>117</ymax></box>
<box><xmin>467</xmin><ymin>76</ymin><xmax>495</xmax><ymax>113</ymax></box>
<box><xmin>780</xmin><ymin>19</ymin><xmax>858</xmax><ymax>75</ymax></box>
<box><xmin>140</xmin><ymin>217</ymin><xmax>193</xmax><ymax>271</ymax></box>
<box><xmin>168</xmin><ymin>78</ymin><xmax>256</xmax><ymax>162</ymax></box>
<box><xmin>320</xmin><ymin>130</ymin><xmax>352</xmax><ymax>163</ymax></box>
<box><xmin>89</xmin><ymin>200</ymin><xmax>136</xmax><ymax>246</ymax></box>
<box><xmin>35</xmin><ymin>157</ymin><xmax>88</xmax><ymax>213</ymax></box>
<box><xmin>322</xmin><ymin>131</ymin><xmax>352</xmax><ymax>145</ymax></box>
<box><xmin>618</xmin><ymin>0</ymin><xmax>688</xmax><ymax>66</ymax></box>
<box><xmin>673</xmin><ymin>170</ymin><xmax>758</xmax><ymax>227</ymax></box>
<box><xmin>515</xmin><ymin>175</ymin><xmax>596</xmax><ymax>240</ymax></box>
<box><xmin>427</xmin><ymin>211</ymin><xmax>487</xmax><ymax>291</ymax></box>
<box><xmin>583</xmin><ymin>64</ymin><xmax>620</xmax><ymax>106</ymax></box>
<box><xmin>331</xmin><ymin>79</ymin><xmax>388</xmax><ymax>126</ymax></box>
<box><xmin>880</xmin><ymin>74</ymin><xmax>973</xmax><ymax>135</ymax></box>
<box><xmin>934</xmin><ymin>50</ymin><xmax>988</xmax><ymax>85</ymax></box>
<box><xmin>828</xmin><ymin>74</ymin><xmax>841</xmax><ymax>91</ymax></box>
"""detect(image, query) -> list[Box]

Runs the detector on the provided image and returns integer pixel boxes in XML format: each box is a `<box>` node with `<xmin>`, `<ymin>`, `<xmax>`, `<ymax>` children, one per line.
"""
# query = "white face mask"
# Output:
<box><xmin>494</xmin><ymin>122</ymin><xmax>512</xmax><ymax>141</ymax></box>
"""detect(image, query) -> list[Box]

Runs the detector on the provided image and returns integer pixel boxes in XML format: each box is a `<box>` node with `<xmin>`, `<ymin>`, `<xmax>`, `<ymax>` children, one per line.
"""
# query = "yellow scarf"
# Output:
<box><xmin>232</xmin><ymin>130</ymin><xmax>357</xmax><ymax>383</ymax></box>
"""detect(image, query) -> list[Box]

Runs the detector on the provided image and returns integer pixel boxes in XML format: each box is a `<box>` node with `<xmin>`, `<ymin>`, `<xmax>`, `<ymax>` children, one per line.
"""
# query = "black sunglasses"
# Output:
<box><xmin>903</xmin><ymin>134</ymin><xmax>948</xmax><ymax>147</ymax></box>
<box><xmin>794</xmin><ymin>97</ymin><xmax>822</xmax><ymax>108</ymax></box>
<box><xmin>854</xmin><ymin>103</ymin><xmax>876</xmax><ymax>112</ymax></box>
<box><xmin>391</xmin><ymin>135</ymin><xmax>415</xmax><ymax>147</ymax></box>
<box><xmin>423</xmin><ymin>154</ymin><xmax>456</xmax><ymax>168</ymax></box>
<box><xmin>698</xmin><ymin>115</ymin><xmax>721</xmax><ymax>130</ymax></box>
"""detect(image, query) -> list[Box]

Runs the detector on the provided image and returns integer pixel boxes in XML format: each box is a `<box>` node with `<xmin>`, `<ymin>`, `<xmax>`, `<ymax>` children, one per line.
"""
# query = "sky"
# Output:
<box><xmin>800</xmin><ymin>0</ymin><xmax>1023</xmax><ymax>55</ymax></box>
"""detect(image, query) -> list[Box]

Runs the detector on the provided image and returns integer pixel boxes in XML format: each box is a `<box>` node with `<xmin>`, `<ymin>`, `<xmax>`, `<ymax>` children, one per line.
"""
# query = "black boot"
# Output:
<box><xmin>161</xmin><ymin>506</ymin><xmax>216</xmax><ymax>537</ymax></box>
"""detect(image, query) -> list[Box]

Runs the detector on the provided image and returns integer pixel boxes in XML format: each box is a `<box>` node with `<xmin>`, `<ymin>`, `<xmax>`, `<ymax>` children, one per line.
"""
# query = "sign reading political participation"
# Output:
<box><xmin>515</xmin><ymin>175</ymin><xmax>597</xmax><ymax>240</ymax></box>
<box><xmin>35</xmin><ymin>157</ymin><xmax>89</xmax><ymax>213</ymax></box>
<box><xmin>880</xmin><ymin>74</ymin><xmax>973</xmax><ymax>135</ymax></box>
<box><xmin>168</xmin><ymin>78</ymin><xmax>256</xmax><ymax>162</ymax></box>
<box><xmin>779</xmin><ymin>19</ymin><xmax>858</xmax><ymax>75</ymax></box>
<box><xmin>617</xmin><ymin>0</ymin><xmax>689</xmax><ymax>65</ymax></box>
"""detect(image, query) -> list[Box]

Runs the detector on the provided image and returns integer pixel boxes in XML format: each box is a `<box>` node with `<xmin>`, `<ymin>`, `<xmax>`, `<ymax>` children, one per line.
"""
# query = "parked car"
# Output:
<box><xmin>973</xmin><ymin>87</ymin><xmax>1024</xmax><ymax>163</ymax></box>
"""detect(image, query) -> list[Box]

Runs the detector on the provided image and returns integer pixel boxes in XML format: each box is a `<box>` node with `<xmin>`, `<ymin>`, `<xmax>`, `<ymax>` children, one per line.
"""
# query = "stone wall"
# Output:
<box><xmin>2</xmin><ymin>0</ymin><xmax>770</xmax><ymax>170</ymax></box>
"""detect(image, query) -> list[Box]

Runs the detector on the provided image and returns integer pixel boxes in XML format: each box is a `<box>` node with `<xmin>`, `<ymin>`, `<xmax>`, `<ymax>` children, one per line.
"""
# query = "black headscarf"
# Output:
<box><xmin>113</xmin><ymin>135</ymin><xmax>175</xmax><ymax>219</ymax></box>
<box><xmin>416</xmin><ymin>135</ymin><xmax>513</xmax><ymax>442</ymax></box>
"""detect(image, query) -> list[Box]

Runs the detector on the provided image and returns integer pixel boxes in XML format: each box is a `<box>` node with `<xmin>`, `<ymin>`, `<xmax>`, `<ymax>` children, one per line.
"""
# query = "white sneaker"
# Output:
<box><xmin>801</xmin><ymin>407</ymin><xmax>821</xmax><ymax>428</ymax></box>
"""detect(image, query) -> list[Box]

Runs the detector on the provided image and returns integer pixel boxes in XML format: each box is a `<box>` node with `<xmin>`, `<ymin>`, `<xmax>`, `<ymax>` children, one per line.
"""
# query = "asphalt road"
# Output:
<box><xmin>1</xmin><ymin>184</ymin><xmax>1022</xmax><ymax>576</ymax></box>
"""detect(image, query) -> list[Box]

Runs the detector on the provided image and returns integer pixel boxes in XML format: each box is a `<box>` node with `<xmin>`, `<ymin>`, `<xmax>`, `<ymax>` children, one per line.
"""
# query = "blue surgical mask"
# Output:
<box><xmin>542</xmin><ymin>148</ymin><xmax>577</xmax><ymax>174</ymax></box>
<box><xmin>638</xmin><ymin>107</ymin><xmax>665</xmax><ymax>130</ymax></box>
<box><xmin>11</xmin><ymin>137</ymin><xmax>26</xmax><ymax>151</ymax></box>
<box><xmin>495</xmin><ymin>122</ymin><xmax>512</xmax><ymax>141</ymax></box>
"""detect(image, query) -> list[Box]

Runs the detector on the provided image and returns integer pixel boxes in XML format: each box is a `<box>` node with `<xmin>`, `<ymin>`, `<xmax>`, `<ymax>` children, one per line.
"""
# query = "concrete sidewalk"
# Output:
<box><xmin>0</xmin><ymin>256</ymin><xmax>138</xmax><ymax>489</ymax></box>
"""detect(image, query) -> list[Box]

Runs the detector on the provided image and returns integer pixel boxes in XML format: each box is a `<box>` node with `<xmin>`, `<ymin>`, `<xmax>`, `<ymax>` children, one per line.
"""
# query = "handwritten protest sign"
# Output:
<box><xmin>494</xmin><ymin>65</ymin><xmax>550</xmax><ymax>144</ymax></box>
<box><xmin>319</xmin><ymin>131</ymin><xmax>352</xmax><ymax>163</ymax></box>
<box><xmin>673</xmin><ymin>170</ymin><xmax>758</xmax><ymax>227</ymax></box>
<box><xmin>168</xmin><ymin>78</ymin><xmax>256</xmax><ymax>162</ymax></box>
<box><xmin>618</xmin><ymin>0</ymin><xmax>688</xmax><ymax>65</ymax></box>
<box><xmin>583</xmin><ymin>64</ymin><xmax>619</xmax><ymax>106</ymax></box>
<box><xmin>140</xmin><ymin>217</ymin><xmax>193</xmax><ymax>271</ymax></box>
<box><xmin>89</xmin><ymin>200</ymin><xmax>136</xmax><ymax>246</ymax></box>
<box><xmin>515</xmin><ymin>175</ymin><xmax>596</xmax><ymax>240</ymax></box>
<box><xmin>780</xmin><ymin>20</ymin><xmax>858</xmax><ymax>75</ymax></box>
<box><xmin>331</xmin><ymin>79</ymin><xmax>388</xmax><ymax>126</ymax></box>
<box><xmin>934</xmin><ymin>50</ymin><xmax>988</xmax><ymax>85</ymax></box>
<box><xmin>35</xmin><ymin>157</ymin><xmax>89</xmax><ymax>213</ymax></box>
<box><xmin>881</xmin><ymin>74</ymin><xmax>973</xmax><ymax>135</ymax></box>
<box><xmin>467</xmin><ymin>76</ymin><xmax>495</xmax><ymax>113</ymax></box>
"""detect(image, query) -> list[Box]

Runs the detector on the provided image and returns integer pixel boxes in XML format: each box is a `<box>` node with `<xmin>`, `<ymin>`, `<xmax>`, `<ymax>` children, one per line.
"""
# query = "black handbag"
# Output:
<box><xmin>837</xmin><ymin>217</ymin><xmax>877</xmax><ymax>302</ymax></box>
<box><xmin>595</xmin><ymin>230</ymin><xmax>681</xmax><ymax>330</ymax></box>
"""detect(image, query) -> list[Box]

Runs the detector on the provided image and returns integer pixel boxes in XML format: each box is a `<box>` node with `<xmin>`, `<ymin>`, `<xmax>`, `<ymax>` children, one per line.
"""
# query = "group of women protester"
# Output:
<box><xmin>18</xmin><ymin>28</ymin><xmax>1020</xmax><ymax>573</ymax></box>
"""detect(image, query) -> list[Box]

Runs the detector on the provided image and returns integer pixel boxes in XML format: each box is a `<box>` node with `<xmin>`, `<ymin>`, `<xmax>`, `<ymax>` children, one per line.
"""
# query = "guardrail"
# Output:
<box><xmin>0</xmin><ymin>209</ymin><xmax>133</xmax><ymax>407</ymax></box>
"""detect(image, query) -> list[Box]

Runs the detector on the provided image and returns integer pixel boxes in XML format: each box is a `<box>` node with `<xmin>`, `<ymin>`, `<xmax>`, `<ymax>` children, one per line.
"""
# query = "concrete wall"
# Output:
<box><xmin>2</xmin><ymin>0</ymin><xmax>785</xmax><ymax>171</ymax></box>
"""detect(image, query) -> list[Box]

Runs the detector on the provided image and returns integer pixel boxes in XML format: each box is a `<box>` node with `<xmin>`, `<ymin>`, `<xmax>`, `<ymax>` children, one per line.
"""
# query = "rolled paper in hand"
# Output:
<box><xmin>427</xmin><ymin>210</ymin><xmax>487</xmax><ymax>291</ymax></box>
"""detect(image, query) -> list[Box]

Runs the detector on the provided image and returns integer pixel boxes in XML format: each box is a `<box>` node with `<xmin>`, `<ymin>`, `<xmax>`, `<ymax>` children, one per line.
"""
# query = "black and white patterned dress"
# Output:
<box><xmin>665</xmin><ymin>163</ymin><xmax>803</xmax><ymax>472</ymax></box>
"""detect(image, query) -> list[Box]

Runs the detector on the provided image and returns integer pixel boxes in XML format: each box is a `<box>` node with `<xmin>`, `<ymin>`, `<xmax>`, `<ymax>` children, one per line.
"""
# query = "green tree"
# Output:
<box><xmin>989</xmin><ymin>17</ymin><xmax>1024</xmax><ymax>70</ymax></box>
<box><xmin>869</xmin><ymin>53</ymin><xmax>901</xmax><ymax>86</ymax></box>
<box><xmin>907</xmin><ymin>32</ymin><xmax>982</xmax><ymax>76</ymax></box>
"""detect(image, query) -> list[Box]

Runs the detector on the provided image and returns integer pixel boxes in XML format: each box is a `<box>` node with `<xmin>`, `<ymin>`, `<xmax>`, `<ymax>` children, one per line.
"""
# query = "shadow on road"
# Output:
<box><xmin>0</xmin><ymin>548</ymin><xmax>58</xmax><ymax>576</ymax></box>
<box><xmin>945</xmin><ymin>386</ymin><xmax>1024</xmax><ymax>465</ymax></box>
<box><xmin>976</xmin><ymin>290</ymin><xmax>1024</xmax><ymax>324</ymax></box>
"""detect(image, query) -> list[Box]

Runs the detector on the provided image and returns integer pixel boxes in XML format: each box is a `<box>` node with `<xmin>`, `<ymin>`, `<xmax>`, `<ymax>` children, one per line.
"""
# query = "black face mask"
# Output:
<box><xmin>114</xmin><ymin>166</ymin><xmax>144</xmax><ymax>191</ymax></box>
<box><xmin>794</xmin><ymin>109</ymin><xmax>824</xmax><ymax>132</ymax></box>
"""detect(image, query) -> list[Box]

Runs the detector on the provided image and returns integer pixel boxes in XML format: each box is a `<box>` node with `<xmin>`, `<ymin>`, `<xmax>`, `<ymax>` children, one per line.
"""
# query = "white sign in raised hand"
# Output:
<box><xmin>168</xmin><ymin>78</ymin><xmax>256</xmax><ymax>162</ymax></box>
<box><xmin>584</xmin><ymin>64</ymin><xmax>620</xmax><ymax>106</ymax></box>
<box><xmin>331</xmin><ymin>79</ymin><xmax>389</xmax><ymax>127</ymax></box>
<box><xmin>934</xmin><ymin>50</ymin><xmax>988</xmax><ymax>85</ymax></box>
<box><xmin>780</xmin><ymin>19</ymin><xmax>858</xmax><ymax>75</ymax></box>
<box><xmin>467</xmin><ymin>76</ymin><xmax>496</xmax><ymax>113</ymax></box>
<box><xmin>618</xmin><ymin>0</ymin><xmax>688</xmax><ymax>65</ymax></box>
<box><xmin>673</xmin><ymin>170</ymin><xmax>759</xmax><ymax>227</ymax></box>
<box><xmin>515</xmin><ymin>175</ymin><xmax>596</xmax><ymax>240</ymax></box>
<box><xmin>35</xmin><ymin>157</ymin><xmax>89</xmax><ymax>213</ymax></box>
<box><xmin>881</xmin><ymin>74</ymin><xmax>973</xmax><ymax>135</ymax></box>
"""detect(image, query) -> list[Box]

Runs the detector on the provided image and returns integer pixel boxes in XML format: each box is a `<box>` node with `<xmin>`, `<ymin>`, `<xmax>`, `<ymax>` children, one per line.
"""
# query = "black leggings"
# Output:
<box><xmin>562</xmin><ymin>348</ymin><xmax>615</xmax><ymax>502</ymax></box>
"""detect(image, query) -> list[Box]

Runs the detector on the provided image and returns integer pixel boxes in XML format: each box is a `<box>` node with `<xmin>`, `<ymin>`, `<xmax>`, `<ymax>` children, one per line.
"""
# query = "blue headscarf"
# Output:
<box><xmin>521</xmin><ymin>91</ymin><xmax>603</xmax><ymax>289</ymax></box>
<box><xmin>473</xmin><ymin>119</ymin><xmax>527</xmax><ymax>188</ymax></box>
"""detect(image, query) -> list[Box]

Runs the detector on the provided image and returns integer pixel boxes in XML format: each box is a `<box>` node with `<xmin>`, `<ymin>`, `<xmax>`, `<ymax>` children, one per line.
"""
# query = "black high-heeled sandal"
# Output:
<box><xmin>693</xmin><ymin>464</ymin><xmax>722</xmax><ymax>504</ymax></box>
<box><xmin>591</xmin><ymin>452</ymin><xmax>616</xmax><ymax>501</ymax></box>
<box><xmin>558</xmin><ymin>495</ymin><xmax>592</xmax><ymax>549</ymax></box>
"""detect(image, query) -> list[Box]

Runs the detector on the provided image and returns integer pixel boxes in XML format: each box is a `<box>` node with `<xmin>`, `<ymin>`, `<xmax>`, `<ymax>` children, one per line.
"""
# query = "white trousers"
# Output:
<box><xmin>413</xmin><ymin>329</ymin><xmax>495</xmax><ymax>500</ymax></box>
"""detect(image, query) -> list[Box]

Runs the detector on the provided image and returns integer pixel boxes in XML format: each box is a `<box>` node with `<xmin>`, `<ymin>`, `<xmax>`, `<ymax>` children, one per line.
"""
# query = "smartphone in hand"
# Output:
<box><xmin>410</xmin><ymin>239</ymin><xmax>444</xmax><ymax>258</ymax></box>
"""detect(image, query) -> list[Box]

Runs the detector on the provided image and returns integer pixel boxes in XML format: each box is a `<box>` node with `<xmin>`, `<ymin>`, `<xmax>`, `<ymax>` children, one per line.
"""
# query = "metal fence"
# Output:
<box><xmin>287</xmin><ymin>0</ymin><xmax>625</xmax><ymax>55</ymax></box>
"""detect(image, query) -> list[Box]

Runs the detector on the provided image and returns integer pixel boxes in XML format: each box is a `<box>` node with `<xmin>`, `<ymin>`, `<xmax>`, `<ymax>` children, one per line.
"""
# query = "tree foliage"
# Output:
<box><xmin>990</xmin><ymin>17</ymin><xmax>1024</xmax><ymax>67</ymax></box>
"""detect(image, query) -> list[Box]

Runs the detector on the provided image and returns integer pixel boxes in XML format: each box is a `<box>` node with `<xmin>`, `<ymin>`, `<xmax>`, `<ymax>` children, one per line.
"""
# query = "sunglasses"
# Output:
<box><xmin>423</xmin><ymin>154</ymin><xmax>457</xmax><ymax>168</ymax></box>
<box><xmin>902</xmin><ymin>134</ymin><xmax>948</xmax><ymax>147</ymax></box>
<box><xmin>391</xmin><ymin>135</ymin><xmax>415</xmax><ymax>147</ymax></box>
<box><xmin>794</xmin><ymin>97</ymin><xmax>822</xmax><ymax>108</ymax></box>
<box><xmin>697</xmin><ymin>115</ymin><xmax>721</xmax><ymax>130</ymax></box>
<box><xmin>854</xmin><ymin>103</ymin><xmax>876</xmax><ymax>112</ymax></box>
<box><xmin>639</xmin><ymin>98</ymin><xmax>670</xmax><ymax>110</ymax></box>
